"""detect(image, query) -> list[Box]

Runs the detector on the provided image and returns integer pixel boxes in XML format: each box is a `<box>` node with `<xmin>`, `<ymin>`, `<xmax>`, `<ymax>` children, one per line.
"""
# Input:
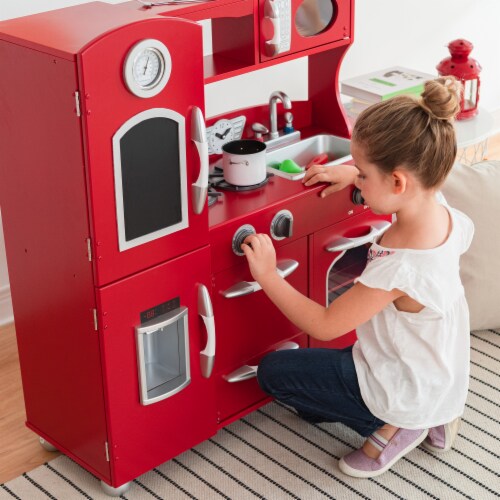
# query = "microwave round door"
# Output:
<box><xmin>295</xmin><ymin>0</ymin><xmax>336</xmax><ymax>37</ymax></box>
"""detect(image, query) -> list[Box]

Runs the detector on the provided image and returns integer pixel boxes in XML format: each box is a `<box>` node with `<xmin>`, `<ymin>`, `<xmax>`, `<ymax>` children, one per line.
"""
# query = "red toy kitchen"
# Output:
<box><xmin>0</xmin><ymin>0</ymin><xmax>390</xmax><ymax>495</ymax></box>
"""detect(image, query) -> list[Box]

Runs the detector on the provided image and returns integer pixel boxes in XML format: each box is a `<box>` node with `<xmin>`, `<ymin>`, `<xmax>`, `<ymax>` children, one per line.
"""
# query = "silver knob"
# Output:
<box><xmin>352</xmin><ymin>188</ymin><xmax>365</xmax><ymax>205</ymax></box>
<box><xmin>232</xmin><ymin>224</ymin><xmax>256</xmax><ymax>256</ymax></box>
<box><xmin>252</xmin><ymin>122</ymin><xmax>269</xmax><ymax>140</ymax></box>
<box><xmin>283</xmin><ymin>112</ymin><xmax>295</xmax><ymax>134</ymax></box>
<box><xmin>270</xmin><ymin>210</ymin><xmax>293</xmax><ymax>240</ymax></box>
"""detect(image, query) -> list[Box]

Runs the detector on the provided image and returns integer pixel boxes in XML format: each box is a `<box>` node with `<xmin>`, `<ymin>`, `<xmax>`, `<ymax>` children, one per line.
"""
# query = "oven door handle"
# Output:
<box><xmin>220</xmin><ymin>259</ymin><xmax>299</xmax><ymax>299</ymax></box>
<box><xmin>198</xmin><ymin>284</ymin><xmax>216</xmax><ymax>378</ymax></box>
<box><xmin>224</xmin><ymin>341</ymin><xmax>299</xmax><ymax>383</ymax></box>
<box><xmin>191</xmin><ymin>106</ymin><xmax>209</xmax><ymax>215</ymax></box>
<box><xmin>325</xmin><ymin>221</ymin><xmax>391</xmax><ymax>253</ymax></box>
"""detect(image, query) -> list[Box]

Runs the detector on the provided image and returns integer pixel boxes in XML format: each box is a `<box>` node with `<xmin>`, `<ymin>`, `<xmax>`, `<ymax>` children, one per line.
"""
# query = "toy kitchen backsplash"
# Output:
<box><xmin>0</xmin><ymin>0</ymin><xmax>391</xmax><ymax>494</ymax></box>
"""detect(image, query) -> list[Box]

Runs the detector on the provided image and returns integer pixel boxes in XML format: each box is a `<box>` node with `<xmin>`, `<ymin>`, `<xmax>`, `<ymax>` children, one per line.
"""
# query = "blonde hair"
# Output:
<box><xmin>352</xmin><ymin>76</ymin><xmax>462</xmax><ymax>189</ymax></box>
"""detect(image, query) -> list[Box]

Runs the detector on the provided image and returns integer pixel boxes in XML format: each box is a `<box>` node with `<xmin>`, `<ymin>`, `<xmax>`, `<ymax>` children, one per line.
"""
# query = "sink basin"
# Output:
<box><xmin>266</xmin><ymin>134</ymin><xmax>352</xmax><ymax>180</ymax></box>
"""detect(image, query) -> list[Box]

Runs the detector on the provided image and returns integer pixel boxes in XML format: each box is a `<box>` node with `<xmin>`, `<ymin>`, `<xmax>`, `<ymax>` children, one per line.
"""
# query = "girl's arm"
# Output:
<box><xmin>303</xmin><ymin>163</ymin><xmax>359</xmax><ymax>198</ymax></box>
<box><xmin>242</xmin><ymin>233</ymin><xmax>404</xmax><ymax>341</ymax></box>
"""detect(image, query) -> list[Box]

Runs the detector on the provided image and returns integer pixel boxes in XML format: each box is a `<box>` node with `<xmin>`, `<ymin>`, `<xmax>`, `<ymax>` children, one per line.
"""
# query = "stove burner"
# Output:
<box><xmin>212</xmin><ymin>177</ymin><xmax>271</xmax><ymax>192</ymax></box>
<box><xmin>209</xmin><ymin>167</ymin><xmax>273</xmax><ymax>192</ymax></box>
<box><xmin>208</xmin><ymin>187</ymin><xmax>222</xmax><ymax>207</ymax></box>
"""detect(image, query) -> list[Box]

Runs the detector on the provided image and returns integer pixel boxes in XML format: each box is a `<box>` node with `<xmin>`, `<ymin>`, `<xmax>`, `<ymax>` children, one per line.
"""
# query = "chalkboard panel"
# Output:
<box><xmin>119</xmin><ymin>117</ymin><xmax>182</xmax><ymax>242</ymax></box>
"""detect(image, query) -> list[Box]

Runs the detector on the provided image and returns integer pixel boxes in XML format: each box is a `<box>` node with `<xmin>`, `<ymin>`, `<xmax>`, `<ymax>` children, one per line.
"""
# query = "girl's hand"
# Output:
<box><xmin>241</xmin><ymin>233</ymin><xmax>277</xmax><ymax>284</ymax></box>
<box><xmin>303</xmin><ymin>163</ymin><xmax>359</xmax><ymax>198</ymax></box>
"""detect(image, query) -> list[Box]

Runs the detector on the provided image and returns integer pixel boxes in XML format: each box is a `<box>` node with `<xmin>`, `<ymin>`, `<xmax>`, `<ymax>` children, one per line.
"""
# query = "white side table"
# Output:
<box><xmin>454</xmin><ymin>108</ymin><xmax>494</xmax><ymax>165</ymax></box>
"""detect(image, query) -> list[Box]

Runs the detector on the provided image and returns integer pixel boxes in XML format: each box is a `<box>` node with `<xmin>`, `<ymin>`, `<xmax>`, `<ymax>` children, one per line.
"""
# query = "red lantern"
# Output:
<box><xmin>436</xmin><ymin>39</ymin><xmax>481</xmax><ymax>120</ymax></box>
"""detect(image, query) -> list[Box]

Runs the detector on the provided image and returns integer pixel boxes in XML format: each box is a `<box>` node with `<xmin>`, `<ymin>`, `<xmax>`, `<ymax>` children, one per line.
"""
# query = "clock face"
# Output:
<box><xmin>208</xmin><ymin>119</ymin><xmax>235</xmax><ymax>154</ymax></box>
<box><xmin>132</xmin><ymin>48</ymin><xmax>163</xmax><ymax>88</ymax></box>
<box><xmin>206</xmin><ymin>116</ymin><xmax>246</xmax><ymax>154</ymax></box>
<box><xmin>124</xmin><ymin>39</ymin><xmax>172</xmax><ymax>98</ymax></box>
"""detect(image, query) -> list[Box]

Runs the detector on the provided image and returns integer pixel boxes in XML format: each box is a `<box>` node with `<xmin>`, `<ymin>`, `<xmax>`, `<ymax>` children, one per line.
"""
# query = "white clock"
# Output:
<box><xmin>123</xmin><ymin>39</ymin><xmax>172</xmax><ymax>98</ymax></box>
<box><xmin>206</xmin><ymin>116</ymin><xmax>246</xmax><ymax>154</ymax></box>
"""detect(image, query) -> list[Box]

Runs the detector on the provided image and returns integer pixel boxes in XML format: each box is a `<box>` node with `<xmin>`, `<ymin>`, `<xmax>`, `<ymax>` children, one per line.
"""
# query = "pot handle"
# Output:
<box><xmin>191</xmin><ymin>107</ymin><xmax>209</xmax><ymax>215</ymax></box>
<box><xmin>229</xmin><ymin>160</ymin><xmax>250</xmax><ymax>166</ymax></box>
<box><xmin>221</xmin><ymin>259</ymin><xmax>299</xmax><ymax>298</ymax></box>
<box><xmin>198</xmin><ymin>284</ymin><xmax>216</xmax><ymax>379</ymax></box>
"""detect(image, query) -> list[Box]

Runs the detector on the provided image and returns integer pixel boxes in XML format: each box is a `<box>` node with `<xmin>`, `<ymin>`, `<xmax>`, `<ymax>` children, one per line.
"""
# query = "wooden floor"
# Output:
<box><xmin>0</xmin><ymin>322</ymin><xmax>60</xmax><ymax>484</ymax></box>
<box><xmin>1</xmin><ymin>132</ymin><xmax>500</xmax><ymax>485</ymax></box>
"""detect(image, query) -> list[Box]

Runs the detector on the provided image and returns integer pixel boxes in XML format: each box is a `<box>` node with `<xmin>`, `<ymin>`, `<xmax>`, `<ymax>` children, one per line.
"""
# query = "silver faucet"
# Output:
<box><xmin>269</xmin><ymin>91</ymin><xmax>292</xmax><ymax>139</ymax></box>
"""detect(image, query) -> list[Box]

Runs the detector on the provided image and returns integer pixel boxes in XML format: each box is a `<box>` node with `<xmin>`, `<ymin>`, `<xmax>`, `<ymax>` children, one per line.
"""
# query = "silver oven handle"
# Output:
<box><xmin>224</xmin><ymin>341</ymin><xmax>299</xmax><ymax>383</ymax></box>
<box><xmin>221</xmin><ymin>259</ymin><xmax>299</xmax><ymax>298</ymax></box>
<box><xmin>136</xmin><ymin>306</ymin><xmax>188</xmax><ymax>335</ymax></box>
<box><xmin>198</xmin><ymin>284</ymin><xmax>216</xmax><ymax>378</ymax></box>
<box><xmin>325</xmin><ymin>221</ymin><xmax>391</xmax><ymax>253</ymax></box>
<box><xmin>191</xmin><ymin>106</ymin><xmax>209</xmax><ymax>215</ymax></box>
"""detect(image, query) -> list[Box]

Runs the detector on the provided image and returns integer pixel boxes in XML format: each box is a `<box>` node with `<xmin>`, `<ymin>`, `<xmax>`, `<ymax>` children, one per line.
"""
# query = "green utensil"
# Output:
<box><xmin>280</xmin><ymin>159</ymin><xmax>302</xmax><ymax>173</ymax></box>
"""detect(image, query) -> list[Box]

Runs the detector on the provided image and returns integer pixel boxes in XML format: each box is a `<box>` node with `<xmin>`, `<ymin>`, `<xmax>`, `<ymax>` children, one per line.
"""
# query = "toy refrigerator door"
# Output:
<box><xmin>78</xmin><ymin>17</ymin><xmax>209</xmax><ymax>286</ymax></box>
<box><xmin>95</xmin><ymin>246</ymin><xmax>217</xmax><ymax>487</ymax></box>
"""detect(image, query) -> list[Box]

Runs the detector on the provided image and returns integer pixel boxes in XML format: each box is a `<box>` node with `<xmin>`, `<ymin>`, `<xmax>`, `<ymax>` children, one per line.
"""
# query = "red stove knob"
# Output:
<box><xmin>232</xmin><ymin>224</ymin><xmax>256</xmax><ymax>256</ymax></box>
<box><xmin>271</xmin><ymin>210</ymin><xmax>293</xmax><ymax>240</ymax></box>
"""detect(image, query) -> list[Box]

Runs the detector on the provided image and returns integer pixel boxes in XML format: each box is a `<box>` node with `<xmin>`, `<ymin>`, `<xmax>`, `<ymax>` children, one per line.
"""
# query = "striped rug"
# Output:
<box><xmin>1</xmin><ymin>330</ymin><xmax>499</xmax><ymax>500</ymax></box>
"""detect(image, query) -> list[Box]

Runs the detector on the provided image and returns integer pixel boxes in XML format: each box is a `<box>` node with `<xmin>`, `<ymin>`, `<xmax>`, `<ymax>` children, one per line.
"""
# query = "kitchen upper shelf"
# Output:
<box><xmin>204</xmin><ymin>36</ymin><xmax>351</xmax><ymax>83</ymax></box>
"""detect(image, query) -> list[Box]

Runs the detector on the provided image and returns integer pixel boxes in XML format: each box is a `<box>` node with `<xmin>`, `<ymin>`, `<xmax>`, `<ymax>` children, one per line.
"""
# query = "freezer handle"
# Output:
<box><xmin>198</xmin><ymin>284</ymin><xmax>216</xmax><ymax>378</ymax></box>
<box><xmin>325</xmin><ymin>221</ymin><xmax>391</xmax><ymax>253</ymax></box>
<box><xmin>191</xmin><ymin>106</ymin><xmax>209</xmax><ymax>215</ymax></box>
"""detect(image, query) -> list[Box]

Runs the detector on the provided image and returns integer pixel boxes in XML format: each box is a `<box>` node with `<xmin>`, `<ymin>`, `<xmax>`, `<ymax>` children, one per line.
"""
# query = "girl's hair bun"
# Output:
<box><xmin>419</xmin><ymin>76</ymin><xmax>462</xmax><ymax>121</ymax></box>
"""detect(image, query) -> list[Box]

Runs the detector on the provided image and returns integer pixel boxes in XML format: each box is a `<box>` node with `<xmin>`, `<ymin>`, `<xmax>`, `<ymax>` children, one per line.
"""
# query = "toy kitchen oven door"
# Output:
<box><xmin>259</xmin><ymin>0</ymin><xmax>351</xmax><ymax>61</ymax></box>
<box><xmin>309</xmin><ymin>211</ymin><xmax>392</xmax><ymax>349</ymax></box>
<box><xmin>80</xmin><ymin>18</ymin><xmax>216</xmax><ymax>487</ymax></box>
<box><xmin>79</xmin><ymin>16</ymin><xmax>210</xmax><ymax>287</ymax></box>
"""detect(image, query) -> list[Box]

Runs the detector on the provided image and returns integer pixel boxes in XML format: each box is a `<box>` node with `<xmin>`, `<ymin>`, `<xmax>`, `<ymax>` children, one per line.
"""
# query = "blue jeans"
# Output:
<box><xmin>257</xmin><ymin>346</ymin><xmax>385</xmax><ymax>437</ymax></box>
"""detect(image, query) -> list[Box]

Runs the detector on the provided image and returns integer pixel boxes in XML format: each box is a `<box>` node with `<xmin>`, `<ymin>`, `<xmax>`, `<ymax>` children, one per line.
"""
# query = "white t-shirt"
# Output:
<box><xmin>352</xmin><ymin>205</ymin><xmax>474</xmax><ymax>429</ymax></box>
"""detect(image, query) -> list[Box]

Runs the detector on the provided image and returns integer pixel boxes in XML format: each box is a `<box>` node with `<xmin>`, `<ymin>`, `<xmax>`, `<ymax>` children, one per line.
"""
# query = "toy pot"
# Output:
<box><xmin>222</xmin><ymin>140</ymin><xmax>267</xmax><ymax>186</ymax></box>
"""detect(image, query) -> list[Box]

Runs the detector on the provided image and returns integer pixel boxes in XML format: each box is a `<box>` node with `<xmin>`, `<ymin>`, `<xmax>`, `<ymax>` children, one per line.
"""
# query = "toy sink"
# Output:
<box><xmin>266</xmin><ymin>134</ymin><xmax>353</xmax><ymax>180</ymax></box>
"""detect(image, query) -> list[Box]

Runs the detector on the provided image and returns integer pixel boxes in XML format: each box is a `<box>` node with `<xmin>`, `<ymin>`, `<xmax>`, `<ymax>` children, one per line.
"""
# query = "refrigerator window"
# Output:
<box><xmin>113</xmin><ymin>109</ymin><xmax>188</xmax><ymax>252</ymax></box>
<box><xmin>136</xmin><ymin>307</ymin><xmax>191</xmax><ymax>405</ymax></box>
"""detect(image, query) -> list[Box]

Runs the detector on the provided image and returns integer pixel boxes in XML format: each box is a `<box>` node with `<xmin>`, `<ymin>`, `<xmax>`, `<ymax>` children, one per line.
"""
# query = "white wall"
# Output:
<box><xmin>1</xmin><ymin>0</ymin><xmax>499</xmax><ymax>324</ymax></box>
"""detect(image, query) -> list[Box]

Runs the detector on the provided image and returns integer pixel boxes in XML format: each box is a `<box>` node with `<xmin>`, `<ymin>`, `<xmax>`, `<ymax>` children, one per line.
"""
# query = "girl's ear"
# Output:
<box><xmin>391</xmin><ymin>170</ymin><xmax>407</xmax><ymax>194</ymax></box>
